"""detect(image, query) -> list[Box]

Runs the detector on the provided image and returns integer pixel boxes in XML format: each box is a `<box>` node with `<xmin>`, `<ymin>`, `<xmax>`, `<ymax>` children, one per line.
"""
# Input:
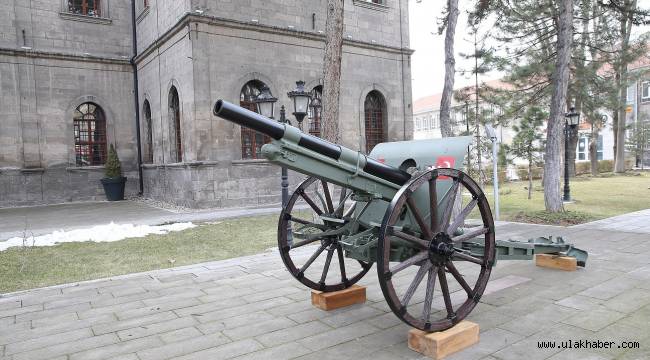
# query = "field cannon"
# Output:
<box><xmin>213</xmin><ymin>100</ymin><xmax>587</xmax><ymax>332</ymax></box>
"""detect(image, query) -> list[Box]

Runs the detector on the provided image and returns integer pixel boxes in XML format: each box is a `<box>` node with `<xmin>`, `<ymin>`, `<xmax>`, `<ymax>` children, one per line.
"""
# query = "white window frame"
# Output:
<box><xmin>641</xmin><ymin>81</ymin><xmax>650</xmax><ymax>102</ymax></box>
<box><xmin>353</xmin><ymin>0</ymin><xmax>388</xmax><ymax>11</ymax></box>
<box><xmin>627</xmin><ymin>84</ymin><xmax>636</xmax><ymax>103</ymax></box>
<box><xmin>60</xmin><ymin>0</ymin><xmax>111</xmax><ymax>23</ymax></box>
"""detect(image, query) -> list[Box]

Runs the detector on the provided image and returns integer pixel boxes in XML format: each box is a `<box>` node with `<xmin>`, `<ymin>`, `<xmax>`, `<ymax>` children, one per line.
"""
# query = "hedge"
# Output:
<box><xmin>516</xmin><ymin>165</ymin><xmax>544</xmax><ymax>180</ymax></box>
<box><xmin>575</xmin><ymin>159</ymin><xmax>622</xmax><ymax>174</ymax></box>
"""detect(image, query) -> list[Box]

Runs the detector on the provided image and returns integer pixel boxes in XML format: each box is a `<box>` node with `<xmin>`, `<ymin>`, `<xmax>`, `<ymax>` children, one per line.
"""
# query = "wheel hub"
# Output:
<box><xmin>429</xmin><ymin>232</ymin><xmax>455</xmax><ymax>264</ymax></box>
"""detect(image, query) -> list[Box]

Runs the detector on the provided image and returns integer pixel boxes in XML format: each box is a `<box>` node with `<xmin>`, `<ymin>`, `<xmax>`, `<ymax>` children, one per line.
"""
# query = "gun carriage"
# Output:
<box><xmin>213</xmin><ymin>100</ymin><xmax>586</xmax><ymax>332</ymax></box>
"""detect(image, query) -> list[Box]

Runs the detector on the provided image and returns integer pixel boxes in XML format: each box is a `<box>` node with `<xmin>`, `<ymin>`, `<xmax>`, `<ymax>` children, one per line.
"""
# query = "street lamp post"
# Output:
<box><xmin>255</xmin><ymin>81</ymin><xmax>311</xmax><ymax>209</ymax></box>
<box><xmin>255</xmin><ymin>84</ymin><xmax>305</xmax><ymax>248</ymax></box>
<box><xmin>287</xmin><ymin>80</ymin><xmax>310</xmax><ymax>130</ymax></box>
<box><xmin>485</xmin><ymin>124</ymin><xmax>499</xmax><ymax>221</ymax></box>
<box><xmin>309</xmin><ymin>96</ymin><xmax>322</xmax><ymax>136</ymax></box>
<box><xmin>277</xmin><ymin>106</ymin><xmax>292</xmax><ymax>207</ymax></box>
<box><xmin>563</xmin><ymin>106</ymin><xmax>581</xmax><ymax>202</ymax></box>
<box><xmin>254</xmin><ymin>85</ymin><xmax>288</xmax><ymax>207</ymax></box>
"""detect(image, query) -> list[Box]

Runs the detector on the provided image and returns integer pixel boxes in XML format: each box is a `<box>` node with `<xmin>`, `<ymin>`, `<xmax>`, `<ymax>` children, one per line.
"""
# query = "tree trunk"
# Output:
<box><xmin>543</xmin><ymin>0</ymin><xmax>573</xmax><ymax>213</ymax></box>
<box><xmin>321</xmin><ymin>0</ymin><xmax>344</xmax><ymax>144</ymax></box>
<box><xmin>439</xmin><ymin>0</ymin><xmax>463</xmax><ymax>222</ymax></box>
<box><xmin>614</xmin><ymin>0</ymin><xmax>635</xmax><ymax>173</ymax></box>
<box><xmin>527</xmin><ymin>153</ymin><xmax>533</xmax><ymax>200</ymax></box>
<box><xmin>474</xmin><ymin>30</ymin><xmax>484</xmax><ymax>188</ymax></box>
<box><xmin>615</xmin><ymin>83</ymin><xmax>628</xmax><ymax>173</ymax></box>
<box><xmin>612</xmin><ymin>102</ymin><xmax>619</xmax><ymax>161</ymax></box>
<box><xmin>439</xmin><ymin>0</ymin><xmax>459</xmax><ymax>138</ymax></box>
<box><xmin>590</xmin><ymin>123</ymin><xmax>599</xmax><ymax>176</ymax></box>
<box><xmin>568</xmin><ymin>0</ymin><xmax>590</xmax><ymax>178</ymax></box>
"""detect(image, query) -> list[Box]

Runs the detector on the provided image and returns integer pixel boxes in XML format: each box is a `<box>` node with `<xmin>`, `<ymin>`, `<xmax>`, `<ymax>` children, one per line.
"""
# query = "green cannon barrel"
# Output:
<box><xmin>213</xmin><ymin>100</ymin><xmax>411</xmax><ymax>186</ymax></box>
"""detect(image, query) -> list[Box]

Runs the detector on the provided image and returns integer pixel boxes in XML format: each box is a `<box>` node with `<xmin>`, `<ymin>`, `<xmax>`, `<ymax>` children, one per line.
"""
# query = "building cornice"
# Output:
<box><xmin>134</xmin><ymin>13</ymin><xmax>414</xmax><ymax>64</ymax></box>
<box><xmin>0</xmin><ymin>47</ymin><xmax>131</xmax><ymax>65</ymax></box>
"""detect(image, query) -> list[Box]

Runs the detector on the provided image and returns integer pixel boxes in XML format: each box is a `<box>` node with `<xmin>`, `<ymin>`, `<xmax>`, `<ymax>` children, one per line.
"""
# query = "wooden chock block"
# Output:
<box><xmin>311</xmin><ymin>285</ymin><xmax>366</xmax><ymax>311</ymax></box>
<box><xmin>535</xmin><ymin>253</ymin><xmax>577</xmax><ymax>271</ymax></box>
<box><xmin>408</xmin><ymin>321</ymin><xmax>479</xmax><ymax>360</ymax></box>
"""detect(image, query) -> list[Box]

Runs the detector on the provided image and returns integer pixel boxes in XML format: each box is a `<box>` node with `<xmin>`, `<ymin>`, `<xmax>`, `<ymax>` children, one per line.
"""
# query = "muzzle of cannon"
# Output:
<box><xmin>213</xmin><ymin>99</ymin><xmax>587</xmax><ymax>332</ymax></box>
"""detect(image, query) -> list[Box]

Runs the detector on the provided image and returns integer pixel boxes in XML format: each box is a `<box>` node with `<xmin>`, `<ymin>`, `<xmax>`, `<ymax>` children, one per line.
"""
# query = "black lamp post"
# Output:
<box><xmin>287</xmin><ymin>80</ymin><xmax>311</xmax><ymax>130</ymax></box>
<box><xmin>309</xmin><ymin>96</ymin><xmax>322</xmax><ymax>135</ymax></box>
<box><xmin>254</xmin><ymin>82</ymin><xmax>311</xmax><ymax>210</ymax></box>
<box><xmin>563</xmin><ymin>106</ymin><xmax>581</xmax><ymax>202</ymax></box>
<box><xmin>254</xmin><ymin>85</ymin><xmax>289</xmax><ymax>208</ymax></box>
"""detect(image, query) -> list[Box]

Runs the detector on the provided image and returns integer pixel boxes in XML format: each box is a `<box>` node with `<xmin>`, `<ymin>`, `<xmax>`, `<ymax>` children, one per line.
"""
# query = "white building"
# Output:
<box><xmin>412</xmin><ymin>73</ymin><xmax>650</xmax><ymax>171</ymax></box>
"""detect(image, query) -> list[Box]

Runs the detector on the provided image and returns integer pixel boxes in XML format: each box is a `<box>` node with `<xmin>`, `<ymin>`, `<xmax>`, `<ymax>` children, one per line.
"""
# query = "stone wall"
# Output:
<box><xmin>0</xmin><ymin>0</ymin><xmax>413</xmax><ymax>208</ymax></box>
<box><xmin>132</xmin><ymin>13</ymin><xmax>412</xmax><ymax>207</ymax></box>
<box><xmin>142</xmin><ymin>162</ymin><xmax>305</xmax><ymax>208</ymax></box>
<box><xmin>190</xmin><ymin>0</ymin><xmax>410</xmax><ymax>49</ymax></box>
<box><xmin>0</xmin><ymin>52</ymin><xmax>139</xmax><ymax>206</ymax></box>
<box><xmin>135</xmin><ymin>0</ymin><xmax>191</xmax><ymax>53</ymax></box>
<box><xmin>0</xmin><ymin>0</ymin><xmax>140</xmax><ymax>207</ymax></box>
<box><xmin>1</xmin><ymin>0</ymin><xmax>133</xmax><ymax>57</ymax></box>
<box><xmin>137</xmin><ymin>30</ymin><xmax>196</xmax><ymax>164</ymax></box>
<box><xmin>0</xmin><ymin>167</ymin><xmax>139</xmax><ymax>207</ymax></box>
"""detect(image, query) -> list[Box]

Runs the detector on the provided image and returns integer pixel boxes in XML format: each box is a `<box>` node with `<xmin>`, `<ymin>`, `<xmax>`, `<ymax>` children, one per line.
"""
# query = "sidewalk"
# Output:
<box><xmin>0</xmin><ymin>220</ymin><xmax>648</xmax><ymax>359</ymax></box>
<box><xmin>0</xmin><ymin>201</ymin><xmax>285</xmax><ymax>241</ymax></box>
<box><xmin>572</xmin><ymin>208</ymin><xmax>650</xmax><ymax>234</ymax></box>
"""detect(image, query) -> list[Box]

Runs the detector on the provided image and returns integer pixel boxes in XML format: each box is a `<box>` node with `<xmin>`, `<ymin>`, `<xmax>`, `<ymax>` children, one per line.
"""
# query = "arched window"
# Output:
<box><xmin>364</xmin><ymin>90</ymin><xmax>386</xmax><ymax>153</ymax></box>
<box><xmin>143</xmin><ymin>100</ymin><xmax>153</xmax><ymax>164</ymax></box>
<box><xmin>240</xmin><ymin>80</ymin><xmax>271</xmax><ymax>159</ymax></box>
<box><xmin>68</xmin><ymin>0</ymin><xmax>101</xmax><ymax>17</ymax></box>
<box><xmin>169</xmin><ymin>86</ymin><xmax>182</xmax><ymax>163</ymax></box>
<box><xmin>308</xmin><ymin>85</ymin><xmax>322</xmax><ymax>137</ymax></box>
<box><xmin>74</xmin><ymin>102</ymin><xmax>106</xmax><ymax>166</ymax></box>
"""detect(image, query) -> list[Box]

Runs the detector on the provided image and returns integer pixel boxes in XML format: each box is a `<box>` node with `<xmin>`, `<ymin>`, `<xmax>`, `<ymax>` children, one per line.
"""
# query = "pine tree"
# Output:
<box><xmin>457</xmin><ymin>23</ymin><xmax>500</xmax><ymax>187</ymax></box>
<box><xmin>511</xmin><ymin>106</ymin><xmax>547</xmax><ymax>199</ymax></box>
<box><xmin>598</xmin><ymin>0</ymin><xmax>649</xmax><ymax>172</ymax></box>
<box><xmin>471</xmin><ymin>0</ymin><xmax>649</xmax><ymax>211</ymax></box>
<box><xmin>105</xmin><ymin>144</ymin><xmax>123</xmax><ymax>179</ymax></box>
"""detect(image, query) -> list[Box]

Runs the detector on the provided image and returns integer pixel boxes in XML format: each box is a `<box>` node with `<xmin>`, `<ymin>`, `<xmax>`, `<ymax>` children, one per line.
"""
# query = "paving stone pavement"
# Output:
<box><xmin>572</xmin><ymin>209</ymin><xmax>650</xmax><ymax>235</ymax></box>
<box><xmin>0</xmin><ymin>218</ymin><xmax>649</xmax><ymax>359</ymax></box>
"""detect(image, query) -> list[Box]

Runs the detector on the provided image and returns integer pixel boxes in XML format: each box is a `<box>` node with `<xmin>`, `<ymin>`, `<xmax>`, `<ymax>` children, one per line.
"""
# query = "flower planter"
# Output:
<box><xmin>101</xmin><ymin>176</ymin><xmax>127</xmax><ymax>201</ymax></box>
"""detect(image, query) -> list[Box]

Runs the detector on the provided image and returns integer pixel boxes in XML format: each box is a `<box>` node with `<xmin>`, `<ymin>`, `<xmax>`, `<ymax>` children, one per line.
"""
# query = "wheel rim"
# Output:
<box><xmin>279</xmin><ymin>176</ymin><xmax>371</xmax><ymax>292</ymax></box>
<box><xmin>377</xmin><ymin>168</ymin><xmax>495</xmax><ymax>331</ymax></box>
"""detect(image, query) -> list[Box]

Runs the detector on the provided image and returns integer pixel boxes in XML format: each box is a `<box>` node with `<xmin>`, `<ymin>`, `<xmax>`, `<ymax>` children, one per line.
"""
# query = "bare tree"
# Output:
<box><xmin>543</xmin><ymin>0</ymin><xmax>574</xmax><ymax>212</ymax></box>
<box><xmin>614</xmin><ymin>0</ymin><xmax>637</xmax><ymax>173</ymax></box>
<box><xmin>321</xmin><ymin>0</ymin><xmax>344</xmax><ymax>144</ymax></box>
<box><xmin>439</xmin><ymin>0</ymin><xmax>460</xmax><ymax>138</ymax></box>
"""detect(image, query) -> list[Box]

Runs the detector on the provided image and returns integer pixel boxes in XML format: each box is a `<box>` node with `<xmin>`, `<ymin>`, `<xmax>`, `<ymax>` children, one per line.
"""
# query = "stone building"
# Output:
<box><xmin>1</xmin><ymin>0</ymin><xmax>413</xmax><ymax>208</ymax></box>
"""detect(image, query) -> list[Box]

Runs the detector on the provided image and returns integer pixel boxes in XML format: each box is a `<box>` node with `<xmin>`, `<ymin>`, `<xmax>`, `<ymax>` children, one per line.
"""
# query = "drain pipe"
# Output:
<box><xmin>131</xmin><ymin>0</ymin><xmax>144</xmax><ymax>195</ymax></box>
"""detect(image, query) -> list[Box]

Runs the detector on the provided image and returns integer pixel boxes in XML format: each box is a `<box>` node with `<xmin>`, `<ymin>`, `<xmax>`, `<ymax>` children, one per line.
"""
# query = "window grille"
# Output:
<box><xmin>169</xmin><ymin>87</ymin><xmax>182</xmax><ymax>162</ymax></box>
<box><xmin>74</xmin><ymin>102</ymin><xmax>106</xmax><ymax>166</ymax></box>
<box><xmin>143</xmin><ymin>100</ymin><xmax>153</xmax><ymax>163</ymax></box>
<box><xmin>364</xmin><ymin>91</ymin><xmax>386</xmax><ymax>153</ymax></box>
<box><xmin>68</xmin><ymin>0</ymin><xmax>101</xmax><ymax>17</ymax></box>
<box><xmin>240</xmin><ymin>80</ymin><xmax>271</xmax><ymax>159</ymax></box>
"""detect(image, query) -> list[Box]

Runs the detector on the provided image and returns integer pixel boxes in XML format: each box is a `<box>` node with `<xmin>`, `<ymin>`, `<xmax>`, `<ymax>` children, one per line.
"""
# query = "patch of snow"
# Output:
<box><xmin>0</xmin><ymin>222</ymin><xmax>197</xmax><ymax>251</ymax></box>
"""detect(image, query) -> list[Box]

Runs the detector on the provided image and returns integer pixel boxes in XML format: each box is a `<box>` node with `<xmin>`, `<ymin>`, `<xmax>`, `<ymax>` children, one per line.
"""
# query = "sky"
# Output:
<box><xmin>407</xmin><ymin>1</ymin><xmax>650</xmax><ymax>102</ymax></box>
<box><xmin>408</xmin><ymin>0</ymin><xmax>498</xmax><ymax>102</ymax></box>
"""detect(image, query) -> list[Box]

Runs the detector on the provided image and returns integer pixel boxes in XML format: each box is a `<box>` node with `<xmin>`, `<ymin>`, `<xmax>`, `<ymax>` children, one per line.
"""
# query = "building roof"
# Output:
<box><xmin>413</xmin><ymin>93</ymin><xmax>443</xmax><ymax>114</ymax></box>
<box><xmin>413</xmin><ymin>78</ymin><xmax>513</xmax><ymax>114</ymax></box>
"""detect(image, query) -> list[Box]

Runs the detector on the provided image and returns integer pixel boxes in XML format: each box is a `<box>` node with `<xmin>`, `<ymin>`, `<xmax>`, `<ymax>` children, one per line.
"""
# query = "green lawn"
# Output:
<box><xmin>1</xmin><ymin>173</ymin><xmax>648</xmax><ymax>294</ymax></box>
<box><xmin>0</xmin><ymin>215</ymin><xmax>280</xmax><ymax>294</ymax></box>
<box><xmin>482</xmin><ymin>172</ymin><xmax>650</xmax><ymax>224</ymax></box>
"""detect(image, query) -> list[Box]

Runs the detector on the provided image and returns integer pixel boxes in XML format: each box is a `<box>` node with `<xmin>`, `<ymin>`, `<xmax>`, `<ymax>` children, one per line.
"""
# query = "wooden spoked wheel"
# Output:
<box><xmin>278</xmin><ymin>176</ymin><xmax>372</xmax><ymax>292</ymax></box>
<box><xmin>377</xmin><ymin>168</ymin><xmax>495</xmax><ymax>332</ymax></box>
